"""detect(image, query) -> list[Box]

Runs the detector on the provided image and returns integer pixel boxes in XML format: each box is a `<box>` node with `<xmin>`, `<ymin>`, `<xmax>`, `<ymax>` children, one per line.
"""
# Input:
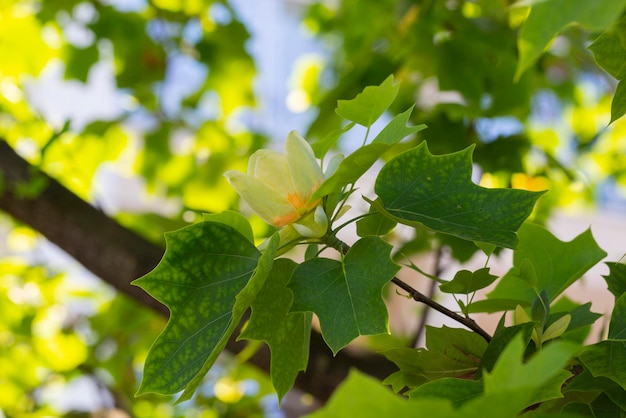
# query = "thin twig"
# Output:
<box><xmin>324</xmin><ymin>233</ymin><xmax>492</xmax><ymax>343</ymax></box>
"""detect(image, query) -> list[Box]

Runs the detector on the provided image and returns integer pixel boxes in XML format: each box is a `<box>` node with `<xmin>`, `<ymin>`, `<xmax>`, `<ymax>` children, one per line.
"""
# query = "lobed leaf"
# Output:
<box><xmin>239</xmin><ymin>258</ymin><xmax>312</xmax><ymax>402</ymax></box>
<box><xmin>374</xmin><ymin>142</ymin><xmax>544</xmax><ymax>249</ymax></box>
<box><xmin>579</xmin><ymin>341</ymin><xmax>626</xmax><ymax>391</ymax></box>
<box><xmin>439</xmin><ymin>268</ymin><xmax>498</xmax><ymax>295</ymax></box>
<box><xmin>603</xmin><ymin>262</ymin><xmax>626</xmax><ymax>300</ymax></box>
<box><xmin>335</xmin><ymin>75</ymin><xmax>399</xmax><ymax>127</ymax></box>
<box><xmin>289</xmin><ymin>236</ymin><xmax>399</xmax><ymax>354</ymax></box>
<box><xmin>133</xmin><ymin>221</ymin><xmax>261</xmax><ymax>396</ymax></box>
<box><xmin>515</xmin><ymin>0</ymin><xmax>626</xmax><ymax>79</ymax></box>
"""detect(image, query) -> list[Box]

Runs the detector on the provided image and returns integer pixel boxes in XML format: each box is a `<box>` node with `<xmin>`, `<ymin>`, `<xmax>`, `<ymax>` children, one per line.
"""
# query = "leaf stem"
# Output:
<box><xmin>323</xmin><ymin>233</ymin><xmax>492</xmax><ymax>343</ymax></box>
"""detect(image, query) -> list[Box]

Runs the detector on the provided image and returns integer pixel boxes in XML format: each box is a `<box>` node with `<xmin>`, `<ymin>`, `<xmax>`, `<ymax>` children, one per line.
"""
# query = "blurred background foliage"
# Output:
<box><xmin>0</xmin><ymin>0</ymin><xmax>625</xmax><ymax>416</ymax></box>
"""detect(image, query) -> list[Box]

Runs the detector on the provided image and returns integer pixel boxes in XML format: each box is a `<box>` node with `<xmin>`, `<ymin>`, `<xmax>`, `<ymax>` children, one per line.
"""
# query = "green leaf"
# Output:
<box><xmin>603</xmin><ymin>262</ymin><xmax>626</xmax><ymax>299</ymax></box>
<box><xmin>335</xmin><ymin>75</ymin><xmax>399</xmax><ymax>127</ymax></box>
<box><xmin>306</xmin><ymin>369</ymin><xmax>457</xmax><ymax>418</ymax></box>
<box><xmin>589</xmin><ymin>16</ymin><xmax>626</xmax><ymax>80</ymax></box>
<box><xmin>482</xmin><ymin>223</ymin><xmax>607</xmax><ymax>310</ymax></box>
<box><xmin>132</xmin><ymin>221</ymin><xmax>261</xmax><ymax>396</ymax></box>
<box><xmin>579</xmin><ymin>341</ymin><xmax>626</xmax><ymax>390</ymax></box>
<box><xmin>611</xmin><ymin>80</ymin><xmax>626</xmax><ymax>123</ymax></box>
<box><xmin>439</xmin><ymin>268</ymin><xmax>498</xmax><ymax>294</ymax></box>
<box><xmin>312</xmin><ymin>142</ymin><xmax>390</xmax><ymax>200</ymax></box>
<box><xmin>383</xmin><ymin>326</ymin><xmax>488</xmax><ymax>385</ymax></box>
<box><xmin>239</xmin><ymin>258</ymin><xmax>312</xmax><ymax>402</ymax></box>
<box><xmin>515</xmin><ymin>0</ymin><xmax>626</xmax><ymax>79</ymax></box>
<box><xmin>590</xmin><ymin>393</ymin><xmax>624</xmax><ymax>418</ymax></box>
<box><xmin>356</xmin><ymin>199</ymin><xmax>397</xmax><ymax>237</ymax></box>
<box><xmin>312</xmin><ymin>108</ymin><xmax>423</xmax><ymax>200</ymax></box>
<box><xmin>311</xmin><ymin>122</ymin><xmax>355</xmax><ymax>159</ymax></box>
<box><xmin>203</xmin><ymin>210</ymin><xmax>254</xmax><ymax>243</ymax></box>
<box><xmin>371</xmin><ymin>105</ymin><xmax>427</xmax><ymax>145</ymax></box>
<box><xmin>478</xmin><ymin>320</ymin><xmax>535</xmax><ymax>376</ymax></box>
<box><xmin>374</xmin><ymin>142</ymin><xmax>544</xmax><ymax>249</ymax></box>
<box><xmin>178</xmin><ymin>232</ymin><xmax>280</xmax><ymax>401</ymax></box>
<box><xmin>289</xmin><ymin>236</ymin><xmax>399</xmax><ymax>354</ymax></box>
<box><xmin>565</xmin><ymin>366</ymin><xmax>626</xmax><ymax>409</ymax></box>
<box><xmin>409</xmin><ymin>378</ymin><xmax>483</xmax><ymax>408</ymax></box>
<box><xmin>608</xmin><ymin>293</ymin><xmax>626</xmax><ymax>340</ymax></box>
<box><xmin>482</xmin><ymin>334</ymin><xmax>580</xmax><ymax>411</ymax></box>
<box><xmin>546</xmin><ymin>302</ymin><xmax>602</xmax><ymax>336</ymax></box>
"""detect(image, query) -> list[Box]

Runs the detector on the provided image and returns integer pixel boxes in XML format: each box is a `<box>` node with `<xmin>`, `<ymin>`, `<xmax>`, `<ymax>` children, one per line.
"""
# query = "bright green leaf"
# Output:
<box><xmin>289</xmin><ymin>236</ymin><xmax>399</xmax><ymax>354</ymax></box>
<box><xmin>604</xmin><ymin>262</ymin><xmax>626</xmax><ymax>299</ymax></box>
<box><xmin>483</xmin><ymin>223</ymin><xmax>607</xmax><ymax>310</ymax></box>
<box><xmin>483</xmin><ymin>334</ymin><xmax>580</xmax><ymax>411</ymax></box>
<box><xmin>306</xmin><ymin>369</ymin><xmax>457</xmax><ymax>418</ymax></box>
<box><xmin>371</xmin><ymin>105</ymin><xmax>427</xmax><ymax>145</ymax></box>
<box><xmin>478</xmin><ymin>320</ymin><xmax>535</xmax><ymax>376</ymax></box>
<box><xmin>374</xmin><ymin>142</ymin><xmax>544</xmax><ymax>249</ymax></box>
<box><xmin>239</xmin><ymin>258</ymin><xmax>312</xmax><ymax>402</ymax></box>
<box><xmin>409</xmin><ymin>378</ymin><xmax>483</xmax><ymax>408</ymax></box>
<box><xmin>335</xmin><ymin>75</ymin><xmax>399</xmax><ymax>127</ymax></box>
<box><xmin>439</xmin><ymin>268</ymin><xmax>498</xmax><ymax>294</ymax></box>
<box><xmin>311</xmin><ymin>122</ymin><xmax>355</xmax><ymax>159</ymax></box>
<box><xmin>515</xmin><ymin>0</ymin><xmax>626</xmax><ymax>79</ymax></box>
<box><xmin>133</xmin><ymin>221</ymin><xmax>261</xmax><ymax>396</ymax></box>
<box><xmin>542</xmin><ymin>314</ymin><xmax>571</xmax><ymax>342</ymax></box>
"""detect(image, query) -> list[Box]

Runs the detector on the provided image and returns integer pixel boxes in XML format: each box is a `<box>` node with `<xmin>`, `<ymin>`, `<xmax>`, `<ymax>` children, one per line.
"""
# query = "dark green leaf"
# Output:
<box><xmin>335</xmin><ymin>75</ymin><xmax>399</xmax><ymax>127</ymax></box>
<box><xmin>133</xmin><ymin>221</ymin><xmax>261</xmax><ymax>396</ymax></box>
<box><xmin>356</xmin><ymin>199</ymin><xmax>397</xmax><ymax>237</ymax></box>
<box><xmin>289</xmin><ymin>236</ymin><xmax>399</xmax><ymax>354</ymax></box>
<box><xmin>374</xmin><ymin>142</ymin><xmax>544</xmax><ymax>248</ymax></box>
<box><xmin>608</xmin><ymin>293</ymin><xmax>626</xmax><ymax>340</ymax></box>
<box><xmin>546</xmin><ymin>302</ymin><xmax>602</xmax><ymax>335</ymax></box>
<box><xmin>604</xmin><ymin>262</ymin><xmax>626</xmax><ymax>299</ymax></box>
<box><xmin>589</xmin><ymin>16</ymin><xmax>626</xmax><ymax>80</ymax></box>
<box><xmin>203</xmin><ymin>210</ymin><xmax>254</xmax><ymax>243</ymax></box>
<box><xmin>610</xmin><ymin>80</ymin><xmax>626</xmax><ymax>123</ymax></box>
<box><xmin>590</xmin><ymin>393</ymin><xmax>624</xmax><ymax>418</ymax></box>
<box><xmin>239</xmin><ymin>259</ymin><xmax>312</xmax><ymax>402</ymax></box>
<box><xmin>531</xmin><ymin>290</ymin><xmax>550</xmax><ymax>327</ymax></box>
<box><xmin>478</xmin><ymin>321</ymin><xmax>535</xmax><ymax>376</ymax></box>
<box><xmin>579</xmin><ymin>341</ymin><xmax>626</xmax><ymax>390</ymax></box>
<box><xmin>439</xmin><ymin>268</ymin><xmax>498</xmax><ymax>294</ymax></box>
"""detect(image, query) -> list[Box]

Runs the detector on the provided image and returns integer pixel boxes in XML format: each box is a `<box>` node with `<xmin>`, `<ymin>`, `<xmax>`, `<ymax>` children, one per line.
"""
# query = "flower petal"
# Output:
<box><xmin>286</xmin><ymin>131</ymin><xmax>325</xmax><ymax>203</ymax></box>
<box><xmin>247</xmin><ymin>149</ymin><xmax>296</xmax><ymax>197</ymax></box>
<box><xmin>224</xmin><ymin>170</ymin><xmax>297</xmax><ymax>226</ymax></box>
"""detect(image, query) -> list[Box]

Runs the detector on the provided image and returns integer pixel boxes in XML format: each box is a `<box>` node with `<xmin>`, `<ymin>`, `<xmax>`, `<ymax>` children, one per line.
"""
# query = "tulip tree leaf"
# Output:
<box><xmin>589</xmin><ymin>16</ymin><xmax>626</xmax><ymax>80</ymax></box>
<box><xmin>312</xmin><ymin>107</ymin><xmax>424</xmax><ymax>200</ymax></box>
<box><xmin>289</xmin><ymin>236</ymin><xmax>399</xmax><ymax>354</ymax></box>
<box><xmin>336</xmin><ymin>75</ymin><xmax>399</xmax><ymax>127</ymax></box>
<box><xmin>579</xmin><ymin>341</ymin><xmax>626</xmax><ymax>390</ymax></box>
<box><xmin>409</xmin><ymin>378</ymin><xmax>484</xmax><ymax>408</ymax></box>
<box><xmin>307</xmin><ymin>369</ymin><xmax>457</xmax><ymax>418</ymax></box>
<box><xmin>383</xmin><ymin>326</ymin><xmax>488</xmax><ymax>386</ymax></box>
<box><xmin>515</xmin><ymin>0</ymin><xmax>626</xmax><ymax>80</ymax></box>
<box><xmin>480</xmin><ymin>223</ymin><xmax>607</xmax><ymax>311</ymax></box>
<box><xmin>179</xmin><ymin>232</ymin><xmax>279</xmax><ymax>402</ymax></box>
<box><xmin>481</xmin><ymin>335</ymin><xmax>580</xmax><ymax>413</ymax></box>
<box><xmin>133</xmin><ymin>222</ymin><xmax>279</xmax><ymax>402</ymax></box>
<box><xmin>133</xmin><ymin>221</ymin><xmax>261</xmax><ymax>396</ymax></box>
<box><xmin>311</xmin><ymin>122</ymin><xmax>356</xmax><ymax>159</ymax></box>
<box><xmin>609</xmin><ymin>293</ymin><xmax>626</xmax><ymax>341</ymax></box>
<box><xmin>439</xmin><ymin>268</ymin><xmax>498</xmax><ymax>295</ymax></box>
<box><xmin>239</xmin><ymin>258</ymin><xmax>312</xmax><ymax>402</ymax></box>
<box><xmin>203</xmin><ymin>210</ymin><xmax>254</xmax><ymax>243</ymax></box>
<box><xmin>603</xmin><ymin>262</ymin><xmax>626</xmax><ymax>300</ymax></box>
<box><xmin>374</xmin><ymin>142</ymin><xmax>544</xmax><ymax>249</ymax></box>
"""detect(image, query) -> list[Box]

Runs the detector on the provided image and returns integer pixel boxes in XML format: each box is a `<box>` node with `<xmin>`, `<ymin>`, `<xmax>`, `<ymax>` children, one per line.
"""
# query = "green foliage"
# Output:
<box><xmin>373</xmin><ymin>142</ymin><xmax>544</xmax><ymax>248</ymax></box>
<box><xmin>289</xmin><ymin>236</ymin><xmax>399</xmax><ymax>354</ymax></box>
<box><xmin>335</xmin><ymin>74</ymin><xmax>399</xmax><ymax>128</ymax></box>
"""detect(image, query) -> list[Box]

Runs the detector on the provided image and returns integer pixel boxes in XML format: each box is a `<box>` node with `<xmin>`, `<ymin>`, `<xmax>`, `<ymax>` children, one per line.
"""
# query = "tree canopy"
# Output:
<box><xmin>1</xmin><ymin>1</ymin><xmax>625</xmax><ymax>417</ymax></box>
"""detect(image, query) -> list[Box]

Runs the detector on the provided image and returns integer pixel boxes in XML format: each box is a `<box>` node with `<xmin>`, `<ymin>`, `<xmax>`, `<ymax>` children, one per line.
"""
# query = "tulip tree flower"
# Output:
<box><xmin>224</xmin><ymin>131</ymin><xmax>328</xmax><ymax>239</ymax></box>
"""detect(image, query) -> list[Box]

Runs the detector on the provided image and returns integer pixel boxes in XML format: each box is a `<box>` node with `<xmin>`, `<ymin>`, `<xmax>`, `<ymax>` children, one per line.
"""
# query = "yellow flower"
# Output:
<box><xmin>224</xmin><ymin>131</ymin><xmax>328</xmax><ymax>237</ymax></box>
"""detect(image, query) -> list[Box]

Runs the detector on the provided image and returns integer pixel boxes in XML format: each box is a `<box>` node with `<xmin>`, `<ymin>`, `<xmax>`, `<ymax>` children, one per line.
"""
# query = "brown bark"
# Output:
<box><xmin>0</xmin><ymin>140</ymin><xmax>395</xmax><ymax>402</ymax></box>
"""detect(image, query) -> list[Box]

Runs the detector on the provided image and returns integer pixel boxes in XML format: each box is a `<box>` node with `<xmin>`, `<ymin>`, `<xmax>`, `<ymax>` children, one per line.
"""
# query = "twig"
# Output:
<box><xmin>325</xmin><ymin>232</ymin><xmax>492</xmax><ymax>343</ymax></box>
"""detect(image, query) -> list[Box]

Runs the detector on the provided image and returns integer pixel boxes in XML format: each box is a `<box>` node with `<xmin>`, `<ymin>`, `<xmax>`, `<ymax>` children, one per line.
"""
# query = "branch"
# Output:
<box><xmin>0</xmin><ymin>140</ymin><xmax>396</xmax><ymax>402</ymax></box>
<box><xmin>324</xmin><ymin>232</ymin><xmax>492</xmax><ymax>342</ymax></box>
